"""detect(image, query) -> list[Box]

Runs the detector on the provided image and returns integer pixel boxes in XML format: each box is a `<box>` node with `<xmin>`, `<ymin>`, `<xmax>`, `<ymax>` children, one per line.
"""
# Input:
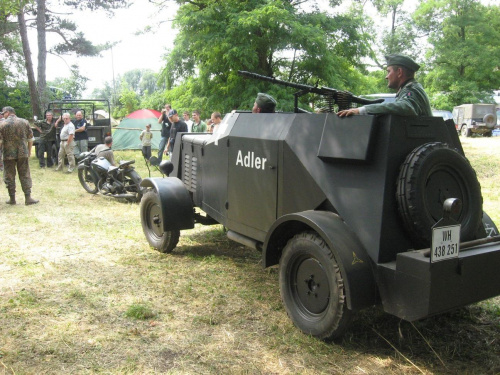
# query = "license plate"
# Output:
<box><xmin>88</xmin><ymin>137</ymin><xmax>96</xmax><ymax>141</ymax></box>
<box><xmin>431</xmin><ymin>225</ymin><xmax>460</xmax><ymax>263</ymax></box>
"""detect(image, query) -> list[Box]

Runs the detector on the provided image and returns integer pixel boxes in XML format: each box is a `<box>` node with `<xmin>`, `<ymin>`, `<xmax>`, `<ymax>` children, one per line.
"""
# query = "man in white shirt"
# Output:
<box><xmin>183</xmin><ymin>111</ymin><xmax>193</xmax><ymax>132</ymax></box>
<box><xmin>55</xmin><ymin>112</ymin><xmax>76</xmax><ymax>173</ymax></box>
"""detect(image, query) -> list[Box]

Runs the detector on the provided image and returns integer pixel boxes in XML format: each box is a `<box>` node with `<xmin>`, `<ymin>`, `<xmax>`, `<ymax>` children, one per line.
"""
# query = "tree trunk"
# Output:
<box><xmin>37</xmin><ymin>0</ymin><xmax>48</xmax><ymax>111</ymax></box>
<box><xmin>18</xmin><ymin>9</ymin><xmax>41</xmax><ymax>118</ymax></box>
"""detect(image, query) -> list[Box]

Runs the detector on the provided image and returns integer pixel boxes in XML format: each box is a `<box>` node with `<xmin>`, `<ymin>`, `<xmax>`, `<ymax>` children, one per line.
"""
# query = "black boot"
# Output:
<box><xmin>5</xmin><ymin>195</ymin><xmax>16</xmax><ymax>205</ymax></box>
<box><xmin>25</xmin><ymin>194</ymin><xmax>39</xmax><ymax>205</ymax></box>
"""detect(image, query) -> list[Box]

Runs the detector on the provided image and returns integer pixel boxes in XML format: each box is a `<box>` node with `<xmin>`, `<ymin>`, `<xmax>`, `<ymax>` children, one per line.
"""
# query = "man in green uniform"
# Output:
<box><xmin>0</xmin><ymin>106</ymin><xmax>39</xmax><ymax>205</ymax></box>
<box><xmin>337</xmin><ymin>54</ymin><xmax>432</xmax><ymax>117</ymax></box>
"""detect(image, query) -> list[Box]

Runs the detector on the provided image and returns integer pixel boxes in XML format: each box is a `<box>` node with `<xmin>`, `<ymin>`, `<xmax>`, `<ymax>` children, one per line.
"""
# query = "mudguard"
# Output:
<box><xmin>263</xmin><ymin>210</ymin><xmax>378</xmax><ymax>311</ymax></box>
<box><xmin>140</xmin><ymin>177</ymin><xmax>194</xmax><ymax>231</ymax></box>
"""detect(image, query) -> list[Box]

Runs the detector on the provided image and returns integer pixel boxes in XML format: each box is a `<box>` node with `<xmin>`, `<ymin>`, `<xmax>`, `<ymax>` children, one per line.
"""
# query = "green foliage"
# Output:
<box><xmin>0</xmin><ymin>82</ymin><xmax>32</xmax><ymax>119</ymax></box>
<box><xmin>162</xmin><ymin>0</ymin><xmax>373</xmax><ymax>113</ymax></box>
<box><xmin>114</xmin><ymin>87</ymin><xmax>140</xmax><ymax>118</ymax></box>
<box><xmin>49</xmin><ymin>65</ymin><xmax>89</xmax><ymax>99</ymax></box>
<box><xmin>415</xmin><ymin>0</ymin><xmax>500</xmax><ymax>107</ymax></box>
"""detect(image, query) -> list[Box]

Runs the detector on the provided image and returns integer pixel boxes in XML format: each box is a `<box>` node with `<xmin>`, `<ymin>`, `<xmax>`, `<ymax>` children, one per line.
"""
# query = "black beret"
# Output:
<box><xmin>385</xmin><ymin>54</ymin><xmax>420</xmax><ymax>72</ymax></box>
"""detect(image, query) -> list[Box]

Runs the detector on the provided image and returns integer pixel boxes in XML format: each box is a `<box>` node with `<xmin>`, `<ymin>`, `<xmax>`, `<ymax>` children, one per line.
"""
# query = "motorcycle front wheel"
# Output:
<box><xmin>124</xmin><ymin>169</ymin><xmax>143</xmax><ymax>202</ymax></box>
<box><xmin>78</xmin><ymin>166</ymin><xmax>98</xmax><ymax>194</ymax></box>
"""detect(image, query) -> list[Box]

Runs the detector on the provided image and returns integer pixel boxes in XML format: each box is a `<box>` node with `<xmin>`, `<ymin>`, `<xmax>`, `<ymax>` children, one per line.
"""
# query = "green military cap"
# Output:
<box><xmin>385</xmin><ymin>54</ymin><xmax>420</xmax><ymax>72</ymax></box>
<box><xmin>255</xmin><ymin>92</ymin><xmax>277</xmax><ymax>112</ymax></box>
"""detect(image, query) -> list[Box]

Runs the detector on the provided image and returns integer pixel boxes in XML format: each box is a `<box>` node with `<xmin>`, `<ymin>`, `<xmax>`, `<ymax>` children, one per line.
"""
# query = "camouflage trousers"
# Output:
<box><xmin>3</xmin><ymin>158</ymin><xmax>32</xmax><ymax>196</ymax></box>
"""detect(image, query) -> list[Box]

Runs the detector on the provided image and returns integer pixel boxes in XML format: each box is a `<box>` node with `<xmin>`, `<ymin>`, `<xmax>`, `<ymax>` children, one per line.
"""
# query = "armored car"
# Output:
<box><xmin>140</xmin><ymin>94</ymin><xmax>500</xmax><ymax>340</ymax></box>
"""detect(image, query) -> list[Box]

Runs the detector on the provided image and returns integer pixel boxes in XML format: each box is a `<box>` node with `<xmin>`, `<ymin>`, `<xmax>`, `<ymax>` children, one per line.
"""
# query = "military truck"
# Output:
<box><xmin>139</xmin><ymin>73</ymin><xmax>500</xmax><ymax>340</ymax></box>
<box><xmin>33</xmin><ymin>99</ymin><xmax>112</xmax><ymax>158</ymax></box>
<box><xmin>452</xmin><ymin>103</ymin><xmax>498</xmax><ymax>137</ymax></box>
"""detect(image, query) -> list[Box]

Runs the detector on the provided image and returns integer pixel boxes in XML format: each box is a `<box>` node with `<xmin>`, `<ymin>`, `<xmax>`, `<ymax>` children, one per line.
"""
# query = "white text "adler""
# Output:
<box><xmin>236</xmin><ymin>150</ymin><xmax>267</xmax><ymax>170</ymax></box>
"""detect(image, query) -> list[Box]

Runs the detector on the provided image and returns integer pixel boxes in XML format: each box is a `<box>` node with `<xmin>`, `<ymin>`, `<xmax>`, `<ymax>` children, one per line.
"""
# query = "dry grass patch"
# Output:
<box><xmin>1</xmin><ymin>139</ymin><xmax>499</xmax><ymax>374</ymax></box>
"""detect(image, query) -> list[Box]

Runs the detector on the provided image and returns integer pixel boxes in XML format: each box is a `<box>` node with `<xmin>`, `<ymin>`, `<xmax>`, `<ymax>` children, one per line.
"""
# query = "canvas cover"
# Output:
<box><xmin>112</xmin><ymin>109</ymin><xmax>162</xmax><ymax>150</ymax></box>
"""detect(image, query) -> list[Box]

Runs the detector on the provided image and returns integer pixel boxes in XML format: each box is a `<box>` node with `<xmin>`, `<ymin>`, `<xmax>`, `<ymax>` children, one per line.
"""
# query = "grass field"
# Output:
<box><xmin>0</xmin><ymin>137</ymin><xmax>499</xmax><ymax>374</ymax></box>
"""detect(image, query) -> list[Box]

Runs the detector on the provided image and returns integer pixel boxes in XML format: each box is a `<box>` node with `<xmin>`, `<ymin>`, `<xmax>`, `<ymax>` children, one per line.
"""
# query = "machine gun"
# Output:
<box><xmin>238</xmin><ymin>70</ymin><xmax>384</xmax><ymax>113</ymax></box>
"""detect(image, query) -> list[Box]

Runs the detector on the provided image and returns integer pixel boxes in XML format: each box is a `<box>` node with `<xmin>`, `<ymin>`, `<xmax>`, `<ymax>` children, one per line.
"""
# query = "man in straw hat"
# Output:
<box><xmin>337</xmin><ymin>54</ymin><xmax>432</xmax><ymax>117</ymax></box>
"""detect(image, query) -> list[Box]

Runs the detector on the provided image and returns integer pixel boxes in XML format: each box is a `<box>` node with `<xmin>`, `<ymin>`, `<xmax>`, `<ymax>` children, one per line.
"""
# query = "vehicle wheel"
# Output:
<box><xmin>482</xmin><ymin>212</ymin><xmax>499</xmax><ymax>237</ymax></box>
<box><xmin>279</xmin><ymin>231</ymin><xmax>352</xmax><ymax>340</ymax></box>
<box><xmin>461</xmin><ymin>125</ymin><xmax>471</xmax><ymax>137</ymax></box>
<box><xmin>140</xmin><ymin>190</ymin><xmax>180</xmax><ymax>253</ymax></box>
<box><xmin>78</xmin><ymin>167</ymin><xmax>98</xmax><ymax>194</ymax></box>
<box><xmin>124</xmin><ymin>170</ymin><xmax>143</xmax><ymax>202</ymax></box>
<box><xmin>397</xmin><ymin>142</ymin><xmax>483</xmax><ymax>248</ymax></box>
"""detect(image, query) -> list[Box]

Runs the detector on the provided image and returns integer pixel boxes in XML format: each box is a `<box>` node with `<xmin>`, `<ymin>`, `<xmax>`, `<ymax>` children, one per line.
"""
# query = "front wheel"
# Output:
<box><xmin>140</xmin><ymin>190</ymin><xmax>180</xmax><ymax>253</ymax></box>
<box><xmin>279</xmin><ymin>231</ymin><xmax>352</xmax><ymax>340</ymax></box>
<box><xmin>124</xmin><ymin>170</ymin><xmax>143</xmax><ymax>202</ymax></box>
<box><xmin>78</xmin><ymin>166</ymin><xmax>98</xmax><ymax>194</ymax></box>
<box><xmin>461</xmin><ymin>125</ymin><xmax>471</xmax><ymax>137</ymax></box>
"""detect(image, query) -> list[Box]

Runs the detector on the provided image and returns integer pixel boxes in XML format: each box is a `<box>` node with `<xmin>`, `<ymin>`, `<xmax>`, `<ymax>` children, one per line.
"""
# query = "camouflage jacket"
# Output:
<box><xmin>361</xmin><ymin>79</ymin><xmax>433</xmax><ymax>117</ymax></box>
<box><xmin>0</xmin><ymin>115</ymin><xmax>34</xmax><ymax>160</ymax></box>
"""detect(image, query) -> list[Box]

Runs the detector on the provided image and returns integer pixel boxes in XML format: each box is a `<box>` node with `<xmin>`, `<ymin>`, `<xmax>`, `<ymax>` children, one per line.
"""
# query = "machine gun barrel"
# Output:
<box><xmin>238</xmin><ymin>70</ymin><xmax>384</xmax><ymax>112</ymax></box>
<box><xmin>238</xmin><ymin>71</ymin><xmax>329</xmax><ymax>96</ymax></box>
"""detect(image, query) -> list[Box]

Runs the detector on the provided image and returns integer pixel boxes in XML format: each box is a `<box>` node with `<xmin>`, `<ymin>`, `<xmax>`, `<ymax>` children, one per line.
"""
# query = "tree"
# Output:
<box><xmin>49</xmin><ymin>64</ymin><xmax>89</xmax><ymax>99</ymax></box>
<box><xmin>415</xmin><ymin>0</ymin><xmax>500</xmax><ymax>108</ymax></box>
<box><xmin>370</xmin><ymin>0</ymin><xmax>419</xmax><ymax>60</ymax></box>
<box><xmin>4</xmin><ymin>0</ymin><xmax>128</xmax><ymax>117</ymax></box>
<box><xmin>160</xmin><ymin>0</ymin><xmax>373</xmax><ymax>113</ymax></box>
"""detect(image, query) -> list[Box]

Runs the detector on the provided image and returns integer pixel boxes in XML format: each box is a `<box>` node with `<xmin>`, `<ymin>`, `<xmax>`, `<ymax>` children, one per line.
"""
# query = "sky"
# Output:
<box><xmin>39</xmin><ymin>0</ymin><xmax>177</xmax><ymax>96</ymax></box>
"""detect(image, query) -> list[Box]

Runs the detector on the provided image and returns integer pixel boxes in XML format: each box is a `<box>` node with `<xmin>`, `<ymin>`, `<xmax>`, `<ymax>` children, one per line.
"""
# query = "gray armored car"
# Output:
<box><xmin>140</xmin><ymin>74</ymin><xmax>500</xmax><ymax>340</ymax></box>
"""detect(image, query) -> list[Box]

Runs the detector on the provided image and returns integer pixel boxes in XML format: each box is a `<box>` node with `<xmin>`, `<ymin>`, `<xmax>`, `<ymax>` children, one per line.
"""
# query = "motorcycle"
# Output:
<box><xmin>77</xmin><ymin>151</ymin><xmax>143</xmax><ymax>202</ymax></box>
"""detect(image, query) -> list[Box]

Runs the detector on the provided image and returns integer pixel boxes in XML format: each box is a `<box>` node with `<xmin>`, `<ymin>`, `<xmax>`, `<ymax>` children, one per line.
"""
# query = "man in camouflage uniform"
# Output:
<box><xmin>337</xmin><ymin>54</ymin><xmax>432</xmax><ymax>117</ymax></box>
<box><xmin>35</xmin><ymin>111</ymin><xmax>57</xmax><ymax>168</ymax></box>
<box><xmin>0</xmin><ymin>106</ymin><xmax>39</xmax><ymax>205</ymax></box>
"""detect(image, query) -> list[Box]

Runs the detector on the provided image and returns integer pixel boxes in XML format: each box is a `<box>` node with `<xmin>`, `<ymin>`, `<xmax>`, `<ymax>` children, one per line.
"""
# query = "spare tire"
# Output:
<box><xmin>483</xmin><ymin>113</ymin><xmax>496</xmax><ymax>128</ymax></box>
<box><xmin>397</xmin><ymin>142</ymin><xmax>483</xmax><ymax>249</ymax></box>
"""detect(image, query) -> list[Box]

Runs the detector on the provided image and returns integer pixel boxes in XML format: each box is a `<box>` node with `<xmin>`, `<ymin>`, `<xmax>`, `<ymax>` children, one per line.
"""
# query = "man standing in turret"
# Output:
<box><xmin>337</xmin><ymin>54</ymin><xmax>432</xmax><ymax>117</ymax></box>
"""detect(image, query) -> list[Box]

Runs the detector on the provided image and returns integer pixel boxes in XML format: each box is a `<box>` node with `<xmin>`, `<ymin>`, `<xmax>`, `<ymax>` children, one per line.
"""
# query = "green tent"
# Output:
<box><xmin>112</xmin><ymin>109</ymin><xmax>162</xmax><ymax>150</ymax></box>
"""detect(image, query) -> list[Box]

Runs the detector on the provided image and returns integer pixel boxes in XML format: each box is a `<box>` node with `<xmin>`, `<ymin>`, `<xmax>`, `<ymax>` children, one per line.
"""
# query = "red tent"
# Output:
<box><xmin>126</xmin><ymin>109</ymin><xmax>161</xmax><ymax>119</ymax></box>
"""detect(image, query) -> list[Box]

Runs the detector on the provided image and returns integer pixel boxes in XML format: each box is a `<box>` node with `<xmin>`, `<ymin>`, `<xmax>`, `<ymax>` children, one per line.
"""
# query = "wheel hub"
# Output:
<box><xmin>294</xmin><ymin>258</ymin><xmax>330</xmax><ymax>314</ymax></box>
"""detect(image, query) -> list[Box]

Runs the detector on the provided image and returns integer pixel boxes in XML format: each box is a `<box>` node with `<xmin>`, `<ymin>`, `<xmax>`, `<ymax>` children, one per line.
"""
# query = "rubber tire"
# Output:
<box><xmin>397</xmin><ymin>142</ymin><xmax>483</xmax><ymax>248</ymax></box>
<box><xmin>461</xmin><ymin>125</ymin><xmax>471</xmax><ymax>137</ymax></box>
<box><xmin>78</xmin><ymin>167</ymin><xmax>98</xmax><ymax>194</ymax></box>
<box><xmin>279</xmin><ymin>231</ymin><xmax>352</xmax><ymax>341</ymax></box>
<box><xmin>482</xmin><ymin>212</ymin><xmax>499</xmax><ymax>237</ymax></box>
<box><xmin>140</xmin><ymin>190</ymin><xmax>180</xmax><ymax>253</ymax></box>
<box><xmin>124</xmin><ymin>170</ymin><xmax>143</xmax><ymax>202</ymax></box>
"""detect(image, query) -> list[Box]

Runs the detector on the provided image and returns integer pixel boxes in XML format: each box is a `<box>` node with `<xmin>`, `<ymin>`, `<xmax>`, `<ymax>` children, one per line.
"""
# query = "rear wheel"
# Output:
<box><xmin>279</xmin><ymin>231</ymin><xmax>351</xmax><ymax>340</ymax></box>
<box><xmin>78</xmin><ymin>167</ymin><xmax>98</xmax><ymax>194</ymax></box>
<box><xmin>140</xmin><ymin>190</ymin><xmax>180</xmax><ymax>253</ymax></box>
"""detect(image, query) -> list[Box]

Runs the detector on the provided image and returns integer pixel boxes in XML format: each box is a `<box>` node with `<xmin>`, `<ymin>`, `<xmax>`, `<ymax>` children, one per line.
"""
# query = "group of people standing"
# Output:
<box><xmin>34</xmin><ymin>109</ymin><xmax>89</xmax><ymax>173</ymax></box>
